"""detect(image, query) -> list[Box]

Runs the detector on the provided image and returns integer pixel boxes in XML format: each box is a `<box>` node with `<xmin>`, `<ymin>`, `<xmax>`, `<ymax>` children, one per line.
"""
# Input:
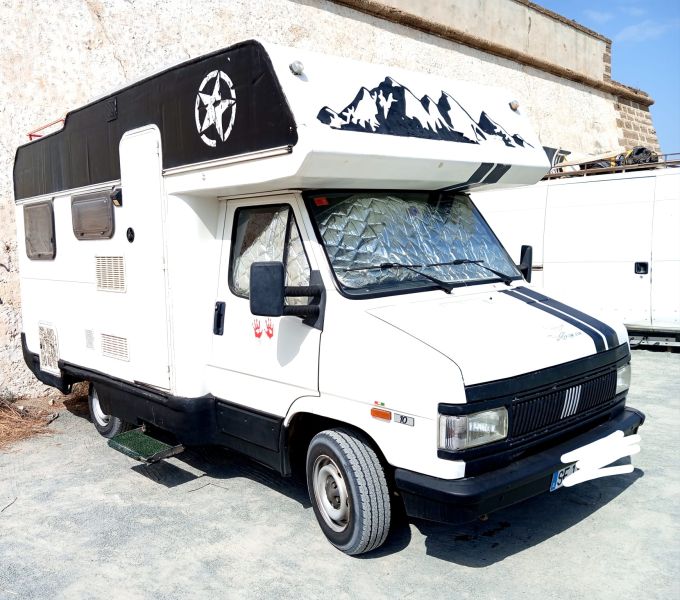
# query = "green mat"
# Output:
<box><xmin>108</xmin><ymin>427</ymin><xmax>184</xmax><ymax>463</ymax></box>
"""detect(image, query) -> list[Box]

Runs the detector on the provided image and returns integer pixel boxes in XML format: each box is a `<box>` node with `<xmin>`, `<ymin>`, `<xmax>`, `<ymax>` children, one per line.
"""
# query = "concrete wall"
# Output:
<box><xmin>0</xmin><ymin>0</ymin><xmax>647</xmax><ymax>397</ymax></box>
<box><xmin>384</xmin><ymin>0</ymin><xmax>609</xmax><ymax>81</ymax></box>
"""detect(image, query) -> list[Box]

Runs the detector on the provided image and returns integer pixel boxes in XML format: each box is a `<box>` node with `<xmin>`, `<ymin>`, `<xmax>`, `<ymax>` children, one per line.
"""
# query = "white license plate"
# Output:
<box><xmin>550</xmin><ymin>464</ymin><xmax>578</xmax><ymax>492</ymax></box>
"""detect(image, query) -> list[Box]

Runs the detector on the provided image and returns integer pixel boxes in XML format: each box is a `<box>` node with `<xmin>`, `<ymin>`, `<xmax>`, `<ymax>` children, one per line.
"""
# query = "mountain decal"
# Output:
<box><xmin>317</xmin><ymin>77</ymin><xmax>533</xmax><ymax>149</ymax></box>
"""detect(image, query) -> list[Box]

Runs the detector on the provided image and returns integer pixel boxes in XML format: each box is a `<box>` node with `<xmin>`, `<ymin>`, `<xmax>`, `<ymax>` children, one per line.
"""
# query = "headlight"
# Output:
<box><xmin>438</xmin><ymin>407</ymin><xmax>508</xmax><ymax>451</ymax></box>
<box><xmin>616</xmin><ymin>364</ymin><xmax>631</xmax><ymax>395</ymax></box>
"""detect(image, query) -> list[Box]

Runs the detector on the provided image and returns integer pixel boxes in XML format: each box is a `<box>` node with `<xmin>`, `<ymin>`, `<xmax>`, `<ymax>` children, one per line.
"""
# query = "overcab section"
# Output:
<box><xmin>13</xmin><ymin>40</ymin><xmax>298</xmax><ymax>200</ymax></box>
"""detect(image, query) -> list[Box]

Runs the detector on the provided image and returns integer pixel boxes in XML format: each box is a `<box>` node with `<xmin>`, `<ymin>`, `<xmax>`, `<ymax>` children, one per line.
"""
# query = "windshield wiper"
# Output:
<box><xmin>341</xmin><ymin>262</ymin><xmax>455</xmax><ymax>293</ymax></box>
<box><xmin>426</xmin><ymin>259</ymin><xmax>515</xmax><ymax>285</ymax></box>
<box><xmin>340</xmin><ymin>258</ymin><xmax>516</xmax><ymax>290</ymax></box>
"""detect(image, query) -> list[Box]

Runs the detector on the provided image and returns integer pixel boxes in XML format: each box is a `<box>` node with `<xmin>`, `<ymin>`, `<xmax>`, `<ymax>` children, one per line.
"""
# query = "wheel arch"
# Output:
<box><xmin>283</xmin><ymin>409</ymin><xmax>392</xmax><ymax>483</ymax></box>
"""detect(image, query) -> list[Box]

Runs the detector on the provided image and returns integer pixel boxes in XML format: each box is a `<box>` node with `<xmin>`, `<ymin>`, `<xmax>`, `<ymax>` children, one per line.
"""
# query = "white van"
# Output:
<box><xmin>14</xmin><ymin>41</ymin><xmax>644</xmax><ymax>555</ymax></box>
<box><xmin>473</xmin><ymin>160</ymin><xmax>680</xmax><ymax>344</ymax></box>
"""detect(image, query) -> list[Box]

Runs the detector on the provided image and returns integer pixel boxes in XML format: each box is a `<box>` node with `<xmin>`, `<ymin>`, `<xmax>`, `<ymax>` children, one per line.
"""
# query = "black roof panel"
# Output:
<box><xmin>13</xmin><ymin>39</ymin><xmax>297</xmax><ymax>200</ymax></box>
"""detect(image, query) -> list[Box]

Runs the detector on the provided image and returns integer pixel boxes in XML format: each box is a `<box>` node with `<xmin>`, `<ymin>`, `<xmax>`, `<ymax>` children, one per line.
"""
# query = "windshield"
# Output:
<box><xmin>306</xmin><ymin>191</ymin><xmax>520</xmax><ymax>295</ymax></box>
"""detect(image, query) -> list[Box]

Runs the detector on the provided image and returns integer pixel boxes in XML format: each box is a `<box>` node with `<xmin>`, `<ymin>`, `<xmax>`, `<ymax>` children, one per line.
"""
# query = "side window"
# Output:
<box><xmin>229</xmin><ymin>205</ymin><xmax>311</xmax><ymax>302</ymax></box>
<box><xmin>24</xmin><ymin>200</ymin><xmax>56</xmax><ymax>260</ymax></box>
<box><xmin>72</xmin><ymin>191</ymin><xmax>115</xmax><ymax>240</ymax></box>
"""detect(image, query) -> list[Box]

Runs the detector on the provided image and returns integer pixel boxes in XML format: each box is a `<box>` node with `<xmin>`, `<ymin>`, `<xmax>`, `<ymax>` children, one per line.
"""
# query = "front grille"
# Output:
<box><xmin>510</xmin><ymin>369</ymin><xmax>617</xmax><ymax>438</ymax></box>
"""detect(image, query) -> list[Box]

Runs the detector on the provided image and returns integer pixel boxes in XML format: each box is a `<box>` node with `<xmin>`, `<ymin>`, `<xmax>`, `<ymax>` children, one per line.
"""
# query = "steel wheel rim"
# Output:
<box><xmin>91</xmin><ymin>389</ymin><xmax>110</xmax><ymax>427</ymax></box>
<box><xmin>312</xmin><ymin>454</ymin><xmax>349</xmax><ymax>533</ymax></box>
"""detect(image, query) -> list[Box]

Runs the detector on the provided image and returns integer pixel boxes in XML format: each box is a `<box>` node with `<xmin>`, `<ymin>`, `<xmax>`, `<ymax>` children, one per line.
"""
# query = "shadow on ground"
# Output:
<box><xmin>405</xmin><ymin>468</ymin><xmax>644</xmax><ymax>565</ymax></box>
<box><xmin>131</xmin><ymin>445</ymin><xmax>312</xmax><ymax>506</ymax></box>
<box><xmin>122</xmin><ymin>442</ymin><xmax>643</xmax><ymax>564</ymax></box>
<box><xmin>62</xmin><ymin>394</ymin><xmax>89</xmax><ymax>418</ymax></box>
<box><xmin>62</xmin><ymin>397</ymin><xmax>644</xmax><ymax>564</ymax></box>
<box><xmin>62</xmin><ymin>399</ymin><xmax>312</xmax><ymax>506</ymax></box>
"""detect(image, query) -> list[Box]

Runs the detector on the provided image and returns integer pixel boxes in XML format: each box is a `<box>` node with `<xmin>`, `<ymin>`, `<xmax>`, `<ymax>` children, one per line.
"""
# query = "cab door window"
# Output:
<box><xmin>229</xmin><ymin>205</ymin><xmax>311</xmax><ymax>304</ymax></box>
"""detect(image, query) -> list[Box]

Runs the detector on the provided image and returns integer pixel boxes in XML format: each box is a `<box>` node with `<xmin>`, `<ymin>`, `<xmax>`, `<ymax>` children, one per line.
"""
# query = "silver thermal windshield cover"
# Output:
<box><xmin>316</xmin><ymin>194</ymin><xmax>516</xmax><ymax>290</ymax></box>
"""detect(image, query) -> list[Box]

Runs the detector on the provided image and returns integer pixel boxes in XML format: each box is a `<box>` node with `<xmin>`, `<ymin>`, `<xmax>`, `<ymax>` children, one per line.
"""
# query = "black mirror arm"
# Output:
<box><xmin>283</xmin><ymin>305</ymin><xmax>320</xmax><ymax>318</ymax></box>
<box><xmin>282</xmin><ymin>284</ymin><xmax>323</xmax><ymax>319</ymax></box>
<box><xmin>284</xmin><ymin>285</ymin><xmax>324</xmax><ymax>298</ymax></box>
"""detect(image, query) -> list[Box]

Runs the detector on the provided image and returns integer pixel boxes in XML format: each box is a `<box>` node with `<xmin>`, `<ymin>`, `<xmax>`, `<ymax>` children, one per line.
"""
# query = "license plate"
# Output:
<box><xmin>550</xmin><ymin>464</ymin><xmax>578</xmax><ymax>492</ymax></box>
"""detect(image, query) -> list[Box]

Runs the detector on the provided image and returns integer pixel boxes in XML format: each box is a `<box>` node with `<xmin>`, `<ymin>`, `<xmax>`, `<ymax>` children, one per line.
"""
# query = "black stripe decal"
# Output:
<box><xmin>441</xmin><ymin>162</ymin><xmax>494</xmax><ymax>191</ymax></box>
<box><xmin>516</xmin><ymin>287</ymin><xmax>619</xmax><ymax>348</ymax></box>
<box><xmin>502</xmin><ymin>290</ymin><xmax>606</xmax><ymax>353</ymax></box>
<box><xmin>468</xmin><ymin>162</ymin><xmax>495</xmax><ymax>184</ymax></box>
<box><xmin>482</xmin><ymin>163</ymin><xmax>511</xmax><ymax>184</ymax></box>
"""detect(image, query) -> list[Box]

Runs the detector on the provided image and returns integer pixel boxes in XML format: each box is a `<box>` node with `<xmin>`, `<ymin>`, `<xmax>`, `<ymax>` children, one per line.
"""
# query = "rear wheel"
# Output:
<box><xmin>88</xmin><ymin>383</ymin><xmax>131</xmax><ymax>438</ymax></box>
<box><xmin>306</xmin><ymin>428</ymin><xmax>391</xmax><ymax>555</ymax></box>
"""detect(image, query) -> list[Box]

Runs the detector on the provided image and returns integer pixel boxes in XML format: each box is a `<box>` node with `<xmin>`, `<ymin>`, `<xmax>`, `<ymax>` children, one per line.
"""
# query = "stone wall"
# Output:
<box><xmin>603</xmin><ymin>41</ymin><xmax>612</xmax><ymax>81</ymax></box>
<box><xmin>616</xmin><ymin>100</ymin><xmax>661</xmax><ymax>154</ymax></box>
<box><xmin>0</xmin><ymin>0</ymin><xmax>658</xmax><ymax>398</ymax></box>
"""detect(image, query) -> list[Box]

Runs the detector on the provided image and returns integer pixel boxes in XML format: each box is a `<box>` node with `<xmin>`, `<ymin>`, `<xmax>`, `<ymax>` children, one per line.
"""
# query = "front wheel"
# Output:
<box><xmin>306</xmin><ymin>429</ymin><xmax>391</xmax><ymax>555</ymax></box>
<box><xmin>88</xmin><ymin>383</ymin><xmax>131</xmax><ymax>438</ymax></box>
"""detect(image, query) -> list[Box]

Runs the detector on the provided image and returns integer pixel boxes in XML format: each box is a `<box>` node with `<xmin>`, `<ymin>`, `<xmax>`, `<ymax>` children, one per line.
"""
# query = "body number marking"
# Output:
<box><xmin>393</xmin><ymin>413</ymin><xmax>414</xmax><ymax>427</ymax></box>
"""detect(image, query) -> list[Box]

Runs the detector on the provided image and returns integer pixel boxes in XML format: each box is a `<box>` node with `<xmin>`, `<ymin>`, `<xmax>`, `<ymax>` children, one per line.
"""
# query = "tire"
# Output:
<box><xmin>88</xmin><ymin>383</ymin><xmax>131</xmax><ymax>438</ymax></box>
<box><xmin>306</xmin><ymin>428</ymin><xmax>391</xmax><ymax>555</ymax></box>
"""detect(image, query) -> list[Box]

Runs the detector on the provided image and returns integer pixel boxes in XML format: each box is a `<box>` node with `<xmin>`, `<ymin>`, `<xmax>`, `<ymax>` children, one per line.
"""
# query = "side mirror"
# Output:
<box><xmin>250</xmin><ymin>262</ymin><xmax>285</xmax><ymax>317</ymax></box>
<box><xmin>250</xmin><ymin>262</ymin><xmax>326</xmax><ymax>328</ymax></box>
<box><xmin>519</xmin><ymin>245</ymin><xmax>532</xmax><ymax>283</ymax></box>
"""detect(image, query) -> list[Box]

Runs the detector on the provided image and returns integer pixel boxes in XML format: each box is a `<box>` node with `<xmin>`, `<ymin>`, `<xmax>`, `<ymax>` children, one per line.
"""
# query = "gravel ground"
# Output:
<box><xmin>1</xmin><ymin>349</ymin><xmax>678</xmax><ymax>600</ymax></box>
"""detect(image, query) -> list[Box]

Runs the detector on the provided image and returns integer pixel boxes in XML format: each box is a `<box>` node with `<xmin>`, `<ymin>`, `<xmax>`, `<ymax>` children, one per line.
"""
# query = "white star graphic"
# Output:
<box><xmin>195</xmin><ymin>69</ymin><xmax>237</xmax><ymax>147</ymax></box>
<box><xmin>199</xmin><ymin>76</ymin><xmax>235</xmax><ymax>140</ymax></box>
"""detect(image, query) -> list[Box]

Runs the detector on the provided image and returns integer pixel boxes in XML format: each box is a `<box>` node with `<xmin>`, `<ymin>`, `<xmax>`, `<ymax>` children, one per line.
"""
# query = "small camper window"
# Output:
<box><xmin>24</xmin><ymin>201</ymin><xmax>56</xmax><ymax>260</ymax></box>
<box><xmin>71</xmin><ymin>192</ymin><xmax>114</xmax><ymax>240</ymax></box>
<box><xmin>230</xmin><ymin>205</ymin><xmax>311</xmax><ymax>301</ymax></box>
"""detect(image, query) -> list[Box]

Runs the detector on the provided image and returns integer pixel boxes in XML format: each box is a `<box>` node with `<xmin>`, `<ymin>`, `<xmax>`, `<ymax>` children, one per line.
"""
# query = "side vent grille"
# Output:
<box><xmin>101</xmin><ymin>334</ymin><xmax>129</xmax><ymax>361</ymax></box>
<box><xmin>96</xmin><ymin>256</ymin><xmax>126</xmax><ymax>292</ymax></box>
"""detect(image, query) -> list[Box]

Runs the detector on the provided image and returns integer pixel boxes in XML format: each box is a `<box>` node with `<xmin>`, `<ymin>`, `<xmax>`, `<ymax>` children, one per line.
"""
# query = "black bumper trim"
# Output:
<box><xmin>395</xmin><ymin>407</ymin><xmax>645</xmax><ymax>525</ymax></box>
<box><xmin>64</xmin><ymin>361</ymin><xmax>287</xmax><ymax>472</ymax></box>
<box><xmin>20</xmin><ymin>337</ymin><xmax>288</xmax><ymax>473</ymax></box>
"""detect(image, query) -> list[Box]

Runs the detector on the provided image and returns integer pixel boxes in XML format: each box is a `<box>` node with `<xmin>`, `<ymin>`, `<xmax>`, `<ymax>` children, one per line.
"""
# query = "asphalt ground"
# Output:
<box><xmin>1</xmin><ymin>349</ymin><xmax>678</xmax><ymax>600</ymax></box>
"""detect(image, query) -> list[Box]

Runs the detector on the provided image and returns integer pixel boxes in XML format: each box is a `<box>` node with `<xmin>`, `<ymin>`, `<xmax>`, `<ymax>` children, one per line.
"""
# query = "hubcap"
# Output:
<box><xmin>312</xmin><ymin>454</ymin><xmax>350</xmax><ymax>532</ymax></box>
<box><xmin>90</xmin><ymin>389</ymin><xmax>110</xmax><ymax>427</ymax></box>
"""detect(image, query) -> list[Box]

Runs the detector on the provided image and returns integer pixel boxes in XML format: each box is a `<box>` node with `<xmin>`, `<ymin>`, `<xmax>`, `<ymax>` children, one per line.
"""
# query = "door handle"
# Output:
<box><xmin>213</xmin><ymin>301</ymin><xmax>225</xmax><ymax>335</ymax></box>
<box><xmin>634</xmin><ymin>262</ymin><xmax>648</xmax><ymax>275</ymax></box>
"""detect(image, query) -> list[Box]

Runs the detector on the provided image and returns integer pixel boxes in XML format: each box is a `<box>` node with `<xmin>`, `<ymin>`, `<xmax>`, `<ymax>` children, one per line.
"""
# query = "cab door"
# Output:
<box><xmin>208</xmin><ymin>194</ymin><xmax>321</xmax><ymax>417</ymax></box>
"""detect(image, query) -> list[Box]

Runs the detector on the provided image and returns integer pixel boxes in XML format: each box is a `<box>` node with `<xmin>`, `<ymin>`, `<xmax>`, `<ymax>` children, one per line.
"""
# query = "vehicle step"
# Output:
<box><xmin>108</xmin><ymin>427</ymin><xmax>184</xmax><ymax>463</ymax></box>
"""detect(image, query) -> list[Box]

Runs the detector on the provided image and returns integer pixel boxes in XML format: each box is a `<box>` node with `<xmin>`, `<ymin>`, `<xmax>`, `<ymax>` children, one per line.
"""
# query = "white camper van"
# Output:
<box><xmin>473</xmin><ymin>158</ymin><xmax>680</xmax><ymax>345</ymax></box>
<box><xmin>14</xmin><ymin>40</ymin><xmax>644</xmax><ymax>555</ymax></box>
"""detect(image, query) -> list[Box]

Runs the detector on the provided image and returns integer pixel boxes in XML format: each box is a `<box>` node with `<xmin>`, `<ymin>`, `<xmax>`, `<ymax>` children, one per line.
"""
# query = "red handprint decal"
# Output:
<box><xmin>265</xmin><ymin>318</ymin><xmax>274</xmax><ymax>339</ymax></box>
<box><xmin>253</xmin><ymin>319</ymin><xmax>263</xmax><ymax>339</ymax></box>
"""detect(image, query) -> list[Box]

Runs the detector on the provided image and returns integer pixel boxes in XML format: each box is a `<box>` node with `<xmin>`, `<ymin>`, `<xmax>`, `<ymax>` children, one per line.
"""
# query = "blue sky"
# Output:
<box><xmin>537</xmin><ymin>0</ymin><xmax>680</xmax><ymax>154</ymax></box>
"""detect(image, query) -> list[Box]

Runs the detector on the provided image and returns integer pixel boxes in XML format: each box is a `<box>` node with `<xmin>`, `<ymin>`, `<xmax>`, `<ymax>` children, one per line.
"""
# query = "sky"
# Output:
<box><xmin>537</xmin><ymin>0</ymin><xmax>680</xmax><ymax>154</ymax></box>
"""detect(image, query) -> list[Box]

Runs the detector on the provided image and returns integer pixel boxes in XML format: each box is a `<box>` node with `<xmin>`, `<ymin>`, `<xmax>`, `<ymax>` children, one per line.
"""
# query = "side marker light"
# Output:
<box><xmin>371</xmin><ymin>408</ymin><xmax>392</xmax><ymax>421</ymax></box>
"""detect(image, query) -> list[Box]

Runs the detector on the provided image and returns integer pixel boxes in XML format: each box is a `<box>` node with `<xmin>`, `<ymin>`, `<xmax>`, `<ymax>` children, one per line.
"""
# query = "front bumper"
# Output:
<box><xmin>395</xmin><ymin>407</ymin><xmax>645</xmax><ymax>525</ymax></box>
